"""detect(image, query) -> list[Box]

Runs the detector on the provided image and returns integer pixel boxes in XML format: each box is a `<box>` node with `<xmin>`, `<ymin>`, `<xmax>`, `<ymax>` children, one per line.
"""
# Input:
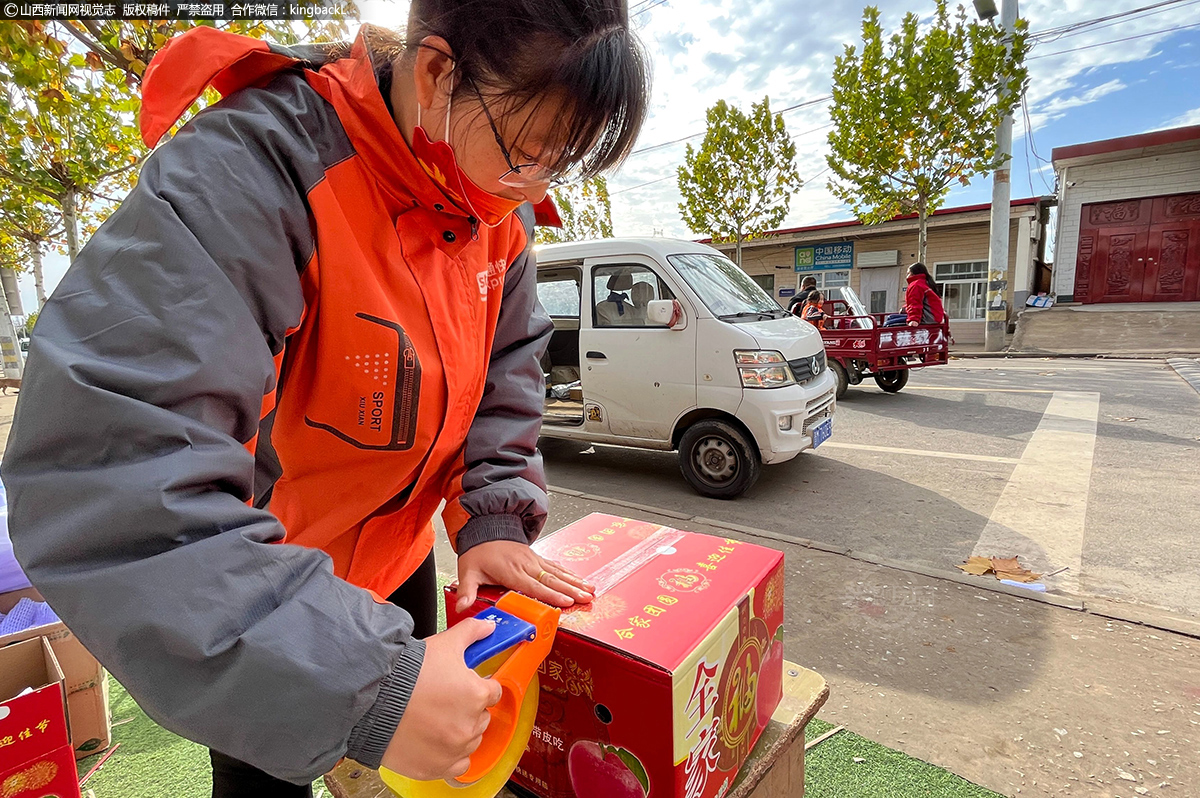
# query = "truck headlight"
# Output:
<box><xmin>735</xmin><ymin>350</ymin><xmax>796</xmax><ymax>388</ymax></box>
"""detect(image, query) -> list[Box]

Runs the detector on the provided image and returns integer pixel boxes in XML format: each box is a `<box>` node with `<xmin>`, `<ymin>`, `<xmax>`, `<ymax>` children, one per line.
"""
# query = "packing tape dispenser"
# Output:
<box><xmin>381</xmin><ymin>592</ymin><xmax>560</xmax><ymax>798</ymax></box>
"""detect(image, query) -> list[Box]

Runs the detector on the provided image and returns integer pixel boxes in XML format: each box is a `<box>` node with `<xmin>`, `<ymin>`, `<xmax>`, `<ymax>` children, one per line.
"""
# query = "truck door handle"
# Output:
<box><xmin>586</xmin><ymin>351</ymin><xmax>607</xmax><ymax>360</ymax></box>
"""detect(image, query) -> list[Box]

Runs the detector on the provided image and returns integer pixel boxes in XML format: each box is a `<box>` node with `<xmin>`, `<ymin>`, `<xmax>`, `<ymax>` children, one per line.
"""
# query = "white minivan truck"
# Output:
<box><xmin>535</xmin><ymin>238</ymin><xmax>836</xmax><ymax>499</ymax></box>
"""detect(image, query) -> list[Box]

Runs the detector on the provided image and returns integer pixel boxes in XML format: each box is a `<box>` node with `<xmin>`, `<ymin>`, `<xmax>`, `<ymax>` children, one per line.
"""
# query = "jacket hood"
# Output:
<box><xmin>140</xmin><ymin>26</ymin><xmax>561</xmax><ymax>226</ymax></box>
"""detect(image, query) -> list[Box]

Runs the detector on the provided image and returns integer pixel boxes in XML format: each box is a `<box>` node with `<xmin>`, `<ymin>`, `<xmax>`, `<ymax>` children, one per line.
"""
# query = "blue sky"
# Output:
<box><xmin>18</xmin><ymin>0</ymin><xmax>1200</xmax><ymax>313</ymax></box>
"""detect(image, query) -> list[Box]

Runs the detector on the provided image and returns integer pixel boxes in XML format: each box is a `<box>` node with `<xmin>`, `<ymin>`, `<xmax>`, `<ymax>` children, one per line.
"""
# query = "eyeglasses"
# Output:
<box><xmin>463</xmin><ymin>74</ymin><xmax>567</xmax><ymax>188</ymax></box>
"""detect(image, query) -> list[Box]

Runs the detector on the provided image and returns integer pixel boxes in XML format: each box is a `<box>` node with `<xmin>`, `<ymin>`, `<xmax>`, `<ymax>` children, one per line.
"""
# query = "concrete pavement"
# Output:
<box><xmin>1011</xmin><ymin>303</ymin><xmax>1200</xmax><ymax>356</ymax></box>
<box><xmin>504</xmin><ymin>493</ymin><xmax>1200</xmax><ymax>798</ymax></box>
<box><xmin>541</xmin><ymin>359</ymin><xmax>1200</xmax><ymax>624</ymax></box>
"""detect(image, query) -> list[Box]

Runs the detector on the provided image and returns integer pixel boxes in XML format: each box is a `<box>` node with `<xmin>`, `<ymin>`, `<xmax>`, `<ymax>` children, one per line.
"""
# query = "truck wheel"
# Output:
<box><xmin>874</xmin><ymin>369</ymin><xmax>909</xmax><ymax>393</ymax></box>
<box><xmin>830</xmin><ymin>361</ymin><xmax>849</xmax><ymax>400</ymax></box>
<box><xmin>678</xmin><ymin>420</ymin><xmax>761</xmax><ymax>500</ymax></box>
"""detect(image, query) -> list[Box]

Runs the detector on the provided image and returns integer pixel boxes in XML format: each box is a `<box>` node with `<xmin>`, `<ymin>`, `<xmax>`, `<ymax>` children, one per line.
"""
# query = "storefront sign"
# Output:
<box><xmin>795</xmin><ymin>242</ymin><xmax>854</xmax><ymax>272</ymax></box>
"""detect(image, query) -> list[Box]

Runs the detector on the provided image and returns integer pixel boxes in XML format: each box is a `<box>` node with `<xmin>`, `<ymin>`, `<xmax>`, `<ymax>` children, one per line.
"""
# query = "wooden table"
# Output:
<box><xmin>326</xmin><ymin>661</ymin><xmax>828</xmax><ymax>798</ymax></box>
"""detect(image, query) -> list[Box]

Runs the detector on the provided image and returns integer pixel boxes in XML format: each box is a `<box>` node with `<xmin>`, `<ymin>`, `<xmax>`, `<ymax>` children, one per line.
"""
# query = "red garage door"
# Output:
<box><xmin>1075</xmin><ymin>193</ymin><xmax>1200</xmax><ymax>303</ymax></box>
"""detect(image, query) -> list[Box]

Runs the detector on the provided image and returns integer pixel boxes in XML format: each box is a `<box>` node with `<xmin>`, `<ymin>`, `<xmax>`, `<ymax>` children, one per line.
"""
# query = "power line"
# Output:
<box><xmin>800</xmin><ymin>166</ymin><xmax>831</xmax><ymax>188</ymax></box>
<box><xmin>1028</xmin><ymin>19</ymin><xmax>1200</xmax><ymax>59</ymax></box>
<box><xmin>1030</xmin><ymin>0</ymin><xmax>1200</xmax><ymax>44</ymax></box>
<box><xmin>628</xmin><ymin>95</ymin><xmax>832</xmax><ymax>157</ymax></box>
<box><xmin>630</xmin><ymin>0</ymin><xmax>668</xmax><ymax>17</ymax></box>
<box><xmin>610</xmin><ymin>173</ymin><xmax>675</xmax><ymax>196</ymax></box>
<box><xmin>1029</xmin><ymin>0</ymin><xmax>1193</xmax><ymax>41</ymax></box>
<box><xmin>612</xmin><ymin>122</ymin><xmax>833</xmax><ymax>196</ymax></box>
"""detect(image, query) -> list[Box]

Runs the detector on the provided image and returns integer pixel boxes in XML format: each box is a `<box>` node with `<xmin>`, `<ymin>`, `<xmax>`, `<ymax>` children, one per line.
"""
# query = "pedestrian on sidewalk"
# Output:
<box><xmin>905</xmin><ymin>262</ymin><xmax>947</xmax><ymax>326</ymax></box>
<box><xmin>2</xmin><ymin>4</ymin><xmax>649</xmax><ymax>796</ymax></box>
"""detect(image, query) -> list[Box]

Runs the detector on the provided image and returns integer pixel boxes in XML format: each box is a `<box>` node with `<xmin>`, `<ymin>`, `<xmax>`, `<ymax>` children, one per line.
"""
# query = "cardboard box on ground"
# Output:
<box><xmin>446</xmin><ymin>513</ymin><xmax>786</xmax><ymax>798</ymax></box>
<box><xmin>0</xmin><ymin>588</ymin><xmax>110</xmax><ymax>760</ymax></box>
<box><xmin>0</xmin><ymin>636</ymin><xmax>83</xmax><ymax>798</ymax></box>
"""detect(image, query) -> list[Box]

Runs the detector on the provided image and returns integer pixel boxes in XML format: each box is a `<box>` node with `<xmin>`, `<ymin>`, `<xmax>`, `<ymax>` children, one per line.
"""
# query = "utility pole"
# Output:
<box><xmin>980</xmin><ymin>0</ymin><xmax>1018</xmax><ymax>351</ymax></box>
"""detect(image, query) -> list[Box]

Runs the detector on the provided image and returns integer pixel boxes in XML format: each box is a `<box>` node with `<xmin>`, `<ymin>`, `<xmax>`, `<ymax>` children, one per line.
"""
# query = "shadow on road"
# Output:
<box><xmin>544</xmin><ymin>469</ymin><xmax>1057</xmax><ymax>704</ymax></box>
<box><xmin>840</xmin><ymin>386</ymin><xmax>1200</xmax><ymax>449</ymax></box>
<box><xmin>542</xmin><ymin>435</ymin><xmax>1009</xmax><ymax>583</ymax></box>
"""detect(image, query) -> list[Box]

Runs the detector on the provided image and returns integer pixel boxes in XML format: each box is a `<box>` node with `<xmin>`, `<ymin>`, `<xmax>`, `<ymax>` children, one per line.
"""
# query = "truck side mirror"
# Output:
<box><xmin>646</xmin><ymin>299</ymin><xmax>683</xmax><ymax>328</ymax></box>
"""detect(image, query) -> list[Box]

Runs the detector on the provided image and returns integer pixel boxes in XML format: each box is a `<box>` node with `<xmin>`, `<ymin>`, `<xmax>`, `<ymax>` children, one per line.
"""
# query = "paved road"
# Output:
<box><xmin>541</xmin><ymin>358</ymin><xmax>1200</xmax><ymax>617</ymax></box>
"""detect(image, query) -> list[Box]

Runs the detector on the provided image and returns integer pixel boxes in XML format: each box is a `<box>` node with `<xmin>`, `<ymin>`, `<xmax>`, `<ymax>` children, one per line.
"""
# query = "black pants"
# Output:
<box><xmin>210</xmin><ymin>550</ymin><xmax>439</xmax><ymax>797</ymax></box>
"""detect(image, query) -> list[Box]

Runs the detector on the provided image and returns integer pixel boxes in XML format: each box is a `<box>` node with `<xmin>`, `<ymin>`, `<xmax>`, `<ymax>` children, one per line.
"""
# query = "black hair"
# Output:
<box><xmin>800</xmin><ymin>276</ymin><xmax>818</xmax><ymax>288</ymax></box>
<box><xmin>908</xmin><ymin>262</ymin><xmax>939</xmax><ymax>292</ymax></box>
<box><xmin>387</xmin><ymin>0</ymin><xmax>651</xmax><ymax>181</ymax></box>
<box><xmin>808</xmin><ymin>291</ymin><xmax>823</xmax><ymax>303</ymax></box>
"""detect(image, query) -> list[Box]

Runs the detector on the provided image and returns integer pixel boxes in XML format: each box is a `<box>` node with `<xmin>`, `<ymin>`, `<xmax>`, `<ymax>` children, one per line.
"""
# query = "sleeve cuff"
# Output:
<box><xmin>455</xmin><ymin>514</ymin><xmax>531</xmax><ymax>554</ymax></box>
<box><xmin>345</xmin><ymin>639</ymin><xmax>426</xmax><ymax>769</ymax></box>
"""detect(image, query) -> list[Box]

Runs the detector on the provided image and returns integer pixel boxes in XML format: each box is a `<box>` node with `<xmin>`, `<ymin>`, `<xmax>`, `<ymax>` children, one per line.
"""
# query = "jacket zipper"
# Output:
<box><xmin>468</xmin><ymin>216</ymin><xmax>480</xmax><ymax>241</ymax></box>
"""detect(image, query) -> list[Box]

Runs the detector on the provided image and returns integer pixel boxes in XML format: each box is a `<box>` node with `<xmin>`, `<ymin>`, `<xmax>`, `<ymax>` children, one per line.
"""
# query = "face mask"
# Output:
<box><xmin>410</xmin><ymin>89</ymin><xmax>523</xmax><ymax>229</ymax></box>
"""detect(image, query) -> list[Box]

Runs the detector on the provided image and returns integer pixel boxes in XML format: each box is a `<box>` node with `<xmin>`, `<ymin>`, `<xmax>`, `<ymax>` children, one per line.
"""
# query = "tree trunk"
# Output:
<box><xmin>62</xmin><ymin>187</ymin><xmax>80</xmax><ymax>263</ymax></box>
<box><xmin>917</xmin><ymin>205</ymin><xmax>929</xmax><ymax>264</ymax></box>
<box><xmin>31</xmin><ymin>243</ymin><xmax>46</xmax><ymax>309</ymax></box>
<box><xmin>735</xmin><ymin>235</ymin><xmax>743</xmax><ymax>270</ymax></box>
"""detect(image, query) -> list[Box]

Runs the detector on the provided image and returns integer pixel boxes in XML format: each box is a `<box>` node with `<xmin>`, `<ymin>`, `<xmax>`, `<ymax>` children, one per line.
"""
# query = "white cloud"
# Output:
<box><xmin>610</xmin><ymin>0</ymin><xmax>1200</xmax><ymax>238</ymax></box>
<box><xmin>1154</xmin><ymin>107</ymin><xmax>1200</xmax><ymax>131</ymax></box>
<box><xmin>1030</xmin><ymin>79</ymin><xmax>1127</xmax><ymax>127</ymax></box>
<box><xmin>23</xmin><ymin>0</ymin><xmax>1200</xmax><ymax>305</ymax></box>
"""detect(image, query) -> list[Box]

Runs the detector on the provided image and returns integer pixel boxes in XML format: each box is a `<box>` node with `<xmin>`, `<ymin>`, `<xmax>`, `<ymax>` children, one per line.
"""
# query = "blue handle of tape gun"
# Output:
<box><xmin>463</xmin><ymin>607</ymin><xmax>537</xmax><ymax>670</ymax></box>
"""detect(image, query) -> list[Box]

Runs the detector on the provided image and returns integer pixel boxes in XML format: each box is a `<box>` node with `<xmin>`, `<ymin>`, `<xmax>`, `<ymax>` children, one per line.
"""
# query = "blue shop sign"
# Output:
<box><xmin>795</xmin><ymin>242</ymin><xmax>854</xmax><ymax>272</ymax></box>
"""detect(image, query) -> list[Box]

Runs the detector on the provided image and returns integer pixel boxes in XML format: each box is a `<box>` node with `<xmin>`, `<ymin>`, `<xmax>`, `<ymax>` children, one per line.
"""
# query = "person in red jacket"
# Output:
<box><xmin>3</xmin><ymin>3</ymin><xmax>649</xmax><ymax>796</ymax></box>
<box><xmin>904</xmin><ymin>262</ymin><xmax>947</xmax><ymax>326</ymax></box>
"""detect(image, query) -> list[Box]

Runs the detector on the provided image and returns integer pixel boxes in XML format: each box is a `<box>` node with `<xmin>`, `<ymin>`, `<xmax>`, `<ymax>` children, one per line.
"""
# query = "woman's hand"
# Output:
<box><xmin>907</xmin><ymin>321</ymin><xmax>919</xmax><ymax>327</ymax></box>
<box><xmin>456</xmin><ymin>540</ymin><xmax>594</xmax><ymax>613</ymax></box>
<box><xmin>381</xmin><ymin>619</ymin><xmax>501</xmax><ymax>781</ymax></box>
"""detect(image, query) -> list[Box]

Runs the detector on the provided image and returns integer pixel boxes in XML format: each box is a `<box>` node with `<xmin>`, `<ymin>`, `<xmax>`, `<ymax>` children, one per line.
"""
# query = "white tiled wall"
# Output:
<box><xmin>1053</xmin><ymin>152</ymin><xmax>1200</xmax><ymax>297</ymax></box>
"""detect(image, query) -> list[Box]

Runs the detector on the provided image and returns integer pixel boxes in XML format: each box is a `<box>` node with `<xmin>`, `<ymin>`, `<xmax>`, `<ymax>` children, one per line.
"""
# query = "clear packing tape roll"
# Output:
<box><xmin>381</xmin><ymin>592</ymin><xmax>559</xmax><ymax>798</ymax></box>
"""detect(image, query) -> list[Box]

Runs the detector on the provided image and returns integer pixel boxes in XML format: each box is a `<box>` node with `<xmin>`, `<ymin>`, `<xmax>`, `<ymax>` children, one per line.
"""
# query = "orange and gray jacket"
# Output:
<box><xmin>2</xmin><ymin>27</ymin><xmax>555</xmax><ymax>782</ymax></box>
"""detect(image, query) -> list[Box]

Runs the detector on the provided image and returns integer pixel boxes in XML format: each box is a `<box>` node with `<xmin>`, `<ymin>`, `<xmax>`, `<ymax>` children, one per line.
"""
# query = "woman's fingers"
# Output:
<box><xmin>542</xmin><ymin>559</ymin><xmax>595</xmax><ymax>594</ymax></box>
<box><xmin>537</xmin><ymin>562</ymin><xmax>594</xmax><ymax>604</ymax></box>
<box><xmin>519</xmin><ymin>569</ymin><xmax>576</xmax><ymax>608</ymax></box>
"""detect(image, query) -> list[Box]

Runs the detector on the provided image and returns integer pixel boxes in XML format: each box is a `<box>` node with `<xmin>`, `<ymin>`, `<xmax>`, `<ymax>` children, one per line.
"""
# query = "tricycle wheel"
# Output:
<box><xmin>678</xmin><ymin>420</ymin><xmax>761</xmax><ymax>500</ymax></box>
<box><xmin>874</xmin><ymin>369</ymin><xmax>909</xmax><ymax>393</ymax></box>
<box><xmin>830</xmin><ymin>360</ymin><xmax>849</xmax><ymax>400</ymax></box>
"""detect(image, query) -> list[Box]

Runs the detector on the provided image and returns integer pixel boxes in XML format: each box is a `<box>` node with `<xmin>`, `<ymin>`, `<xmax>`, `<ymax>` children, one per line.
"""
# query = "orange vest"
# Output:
<box><xmin>142</xmin><ymin>28</ymin><xmax>535</xmax><ymax>595</ymax></box>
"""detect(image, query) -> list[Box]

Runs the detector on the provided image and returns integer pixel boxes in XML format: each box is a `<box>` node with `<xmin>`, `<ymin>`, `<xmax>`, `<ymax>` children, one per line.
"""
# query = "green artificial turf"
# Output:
<box><xmin>76</xmin><ymin>683</ymin><xmax>1002</xmax><ymax>798</ymax></box>
<box><xmin>74</xmin><ymin>575</ymin><xmax>998</xmax><ymax>798</ymax></box>
<box><xmin>802</xmin><ymin>718</ymin><xmax>1003</xmax><ymax>798</ymax></box>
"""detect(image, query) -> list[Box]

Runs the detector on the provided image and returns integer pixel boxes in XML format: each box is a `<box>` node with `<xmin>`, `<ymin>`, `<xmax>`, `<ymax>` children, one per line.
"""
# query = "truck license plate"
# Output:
<box><xmin>812</xmin><ymin>418</ymin><xmax>832</xmax><ymax>448</ymax></box>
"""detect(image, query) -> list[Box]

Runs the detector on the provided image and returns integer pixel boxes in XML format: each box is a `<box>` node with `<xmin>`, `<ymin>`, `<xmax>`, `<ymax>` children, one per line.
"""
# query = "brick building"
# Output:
<box><xmin>708</xmin><ymin>198</ymin><xmax>1053</xmax><ymax>345</ymax></box>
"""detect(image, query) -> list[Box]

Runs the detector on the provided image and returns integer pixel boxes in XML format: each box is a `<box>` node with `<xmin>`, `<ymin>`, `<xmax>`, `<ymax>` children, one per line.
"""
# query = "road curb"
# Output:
<box><xmin>1167</xmin><ymin>358</ymin><xmax>1200</xmax><ymax>396</ymax></box>
<box><xmin>952</xmin><ymin>351</ymin><xmax>1199</xmax><ymax>359</ymax></box>
<box><xmin>552</xmin><ymin>489</ymin><xmax>1200</xmax><ymax>641</ymax></box>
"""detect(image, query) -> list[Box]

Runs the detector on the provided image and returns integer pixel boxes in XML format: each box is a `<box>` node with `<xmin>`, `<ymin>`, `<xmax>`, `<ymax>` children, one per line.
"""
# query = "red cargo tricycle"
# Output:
<box><xmin>812</xmin><ymin>287</ymin><xmax>950</xmax><ymax>399</ymax></box>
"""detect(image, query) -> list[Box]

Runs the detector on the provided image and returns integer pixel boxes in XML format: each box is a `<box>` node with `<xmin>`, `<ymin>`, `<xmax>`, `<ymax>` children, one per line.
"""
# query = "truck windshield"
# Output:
<box><xmin>667</xmin><ymin>253</ymin><xmax>787</xmax><ymax>321</ymax></box>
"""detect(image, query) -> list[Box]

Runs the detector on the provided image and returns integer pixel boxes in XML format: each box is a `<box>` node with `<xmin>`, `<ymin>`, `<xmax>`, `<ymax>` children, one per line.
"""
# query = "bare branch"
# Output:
<box><xmin>59</xmin><ymin>21</ymin><xmax>128</xmax><ymax>71</ymax></box>
<box><xmin>97</xmin><ymin>159</ymin><xmax>141</xmax><ymax>181</ymax></box>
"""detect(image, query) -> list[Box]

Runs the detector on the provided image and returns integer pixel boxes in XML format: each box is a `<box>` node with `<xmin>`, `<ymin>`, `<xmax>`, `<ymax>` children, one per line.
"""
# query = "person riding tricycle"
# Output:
<box><xmin>815</xmin><ymin>263</ymin><xmax>951</xmax><ymax>399</ymax></box>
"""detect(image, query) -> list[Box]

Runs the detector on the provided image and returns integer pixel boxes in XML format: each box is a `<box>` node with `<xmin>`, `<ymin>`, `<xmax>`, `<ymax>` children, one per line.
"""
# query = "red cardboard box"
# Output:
<box><xmin>0</xmin><ymin>636</ymin><xmax>83</xmax><ymax>798</ymax></box>
<box><xmin>0</xmin><ymin>588</ymin><xmax>111</xmax><ymax>759</ymax></box>
<box><xmin>447</xmin><ymin>514</ymin><xmax>785</xmax><ymax>798</ymax></box>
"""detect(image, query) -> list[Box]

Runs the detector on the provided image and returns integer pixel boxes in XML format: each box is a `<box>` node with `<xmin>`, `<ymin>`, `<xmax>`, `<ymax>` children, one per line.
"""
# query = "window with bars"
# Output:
<box><xmin>934</xmin><ymin>261</ymin><xmax>987</xmax><ymax>321</ymax></box>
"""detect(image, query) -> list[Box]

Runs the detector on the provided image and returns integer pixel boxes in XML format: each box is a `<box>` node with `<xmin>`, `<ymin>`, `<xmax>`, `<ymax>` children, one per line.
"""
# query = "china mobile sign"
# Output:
<box><xmin>795</xmin><ymin>242</ymin><xmax>854</xmax><ymax>272</ymax></box>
